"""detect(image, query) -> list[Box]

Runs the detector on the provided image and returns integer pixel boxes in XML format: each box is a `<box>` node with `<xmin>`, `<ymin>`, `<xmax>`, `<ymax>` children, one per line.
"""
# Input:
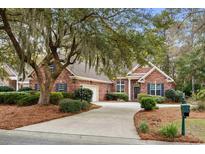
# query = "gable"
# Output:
<box><xmin>133</xmin><ymin>66</ymin><xmax>152</xmax><ymax>74</ymax></box>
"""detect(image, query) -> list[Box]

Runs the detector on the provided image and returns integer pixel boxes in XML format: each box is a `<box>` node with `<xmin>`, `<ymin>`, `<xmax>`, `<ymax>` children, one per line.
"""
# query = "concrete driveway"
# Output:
<box><xmin>16</xmin><ymin>102</ymin><xmax>141</xmax><ymax>139</ymax></box>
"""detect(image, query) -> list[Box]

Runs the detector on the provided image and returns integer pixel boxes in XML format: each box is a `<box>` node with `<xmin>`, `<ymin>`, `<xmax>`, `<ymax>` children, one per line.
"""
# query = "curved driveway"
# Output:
<box><xmin>17</xmin><ymin>102</ymin><xmax>141</xmax><ymax>139</ymax></box>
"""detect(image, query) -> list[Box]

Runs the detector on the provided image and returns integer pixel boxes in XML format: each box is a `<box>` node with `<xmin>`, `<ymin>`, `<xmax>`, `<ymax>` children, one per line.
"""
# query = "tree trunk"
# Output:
<box><xmin>37</xmin><ymin>78</ymin><xmax>54</xmax><ymax>105</ymax></box>
<box><xmin>38</xmin><ymin>86</ymin><xmax>51</xmax><ymax>105</ymax></box>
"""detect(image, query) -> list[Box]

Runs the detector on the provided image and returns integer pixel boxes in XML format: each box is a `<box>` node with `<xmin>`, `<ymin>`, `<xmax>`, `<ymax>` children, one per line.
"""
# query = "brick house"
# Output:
<box><xmin>29</xmin><ymin>62</ymin><xmax>113</xmax><ymax>101</ymax></box>
<box><xmin>29</xmin><ymin>61</ymin><xmax>175</xmax><ymax>102</ymax></box>
<box><xmin>114</xmin><ymin>62</ymin><xmax>175</xmax><ymax>101</ymax></box>
<box><xmin>0</xmin><ymin>64</ymin><xmax>29</xmax><ymax>90</ymax></box>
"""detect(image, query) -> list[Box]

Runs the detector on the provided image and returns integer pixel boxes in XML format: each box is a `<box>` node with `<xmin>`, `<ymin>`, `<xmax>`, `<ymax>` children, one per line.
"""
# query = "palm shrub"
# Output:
<box><xmin>74</xmin><ymin>88</ymin><xmax>93</xmax><ymax>103</ymax></box>
<box><xmin>138</xmin><ymin>121</ymin><xmax>149</xmax><ymax>133</ymax></box>
<box><xmin>159</xmin><ymin>123</ymin><xmax>178</xmax><ymax>139</ymax></box>
<box><xmin>140</xmin><ymin>97</ymin><xmax>156</xmax><ymax>110</ymax></box>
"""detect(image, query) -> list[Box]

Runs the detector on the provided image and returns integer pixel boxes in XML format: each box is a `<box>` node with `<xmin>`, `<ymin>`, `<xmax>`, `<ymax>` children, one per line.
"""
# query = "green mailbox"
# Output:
<box><xmin>181</xmin><ymin>103</ymin><xmax>190</xmax><ymax>136</ymax></box>
<box><xmin>181</xmin><ymin>104</ymin><xmax>190</xmax><ymax>117</ymax></box>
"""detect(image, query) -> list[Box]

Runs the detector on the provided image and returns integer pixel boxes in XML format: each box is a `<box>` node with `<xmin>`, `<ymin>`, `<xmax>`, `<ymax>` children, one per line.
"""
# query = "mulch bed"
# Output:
<box><xmin>134</xmin><ymin>107</ymin><xmax>205</xmax><ymax>143</ymax></box>
<box><xmin>0</xmin><ymin>104</ymin><xmax>101</xmax><ymax>130</ymax></box>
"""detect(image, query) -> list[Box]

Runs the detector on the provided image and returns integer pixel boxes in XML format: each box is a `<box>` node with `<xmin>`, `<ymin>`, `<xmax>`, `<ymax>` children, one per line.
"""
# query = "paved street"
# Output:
<box><xmin>0</xmin><ymin>129</ymin><xmax>188</xmax><ymax>145</ymax></box>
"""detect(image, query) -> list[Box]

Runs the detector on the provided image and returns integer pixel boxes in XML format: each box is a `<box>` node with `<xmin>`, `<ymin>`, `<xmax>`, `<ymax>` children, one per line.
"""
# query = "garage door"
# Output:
<box><xmin>81</xmin><ymin>84</ymin><xmax>99</xmax><ymax>102</ymax></box>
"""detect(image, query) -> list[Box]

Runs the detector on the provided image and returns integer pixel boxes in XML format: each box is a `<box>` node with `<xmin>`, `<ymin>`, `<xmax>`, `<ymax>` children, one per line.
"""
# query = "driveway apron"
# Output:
<box><xmin>16</xmin><ymin>102</ymin><xmax>141</xmax><ymax>139</ymax></box>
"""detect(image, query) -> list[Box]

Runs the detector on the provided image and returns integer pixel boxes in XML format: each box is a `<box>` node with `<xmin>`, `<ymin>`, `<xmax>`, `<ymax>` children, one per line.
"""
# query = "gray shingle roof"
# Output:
<box><xmin>67</xmin><ymin>62</ymin><xmax>112</xmax><ymax>82</ymax></box>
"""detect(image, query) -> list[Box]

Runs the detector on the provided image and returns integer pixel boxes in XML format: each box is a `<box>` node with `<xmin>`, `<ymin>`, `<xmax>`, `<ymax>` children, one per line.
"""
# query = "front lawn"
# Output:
<box><xmin>0</xmin><ymin>104</ymin><xmax>100</xmax><ymax>130</ymax></box>
<box><xmin>134</xmin><ymin>107</ymin><xmax>205</xmax><ymax>143</ymax></box>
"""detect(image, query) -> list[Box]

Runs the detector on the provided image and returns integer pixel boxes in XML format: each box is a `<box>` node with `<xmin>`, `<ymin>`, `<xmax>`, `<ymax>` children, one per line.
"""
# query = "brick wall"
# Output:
<box><xmin>140</xmin><ymin>69</ymin><xmax>175</xmax><ymax>94</ymax></box>
<box><xmin>29</xmin><ymin>68</ymin><xmax>112</xmax><ymax>101</ymax></box>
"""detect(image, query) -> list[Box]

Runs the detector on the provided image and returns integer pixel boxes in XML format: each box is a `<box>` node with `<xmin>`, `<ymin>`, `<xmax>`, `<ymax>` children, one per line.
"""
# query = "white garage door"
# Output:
<box><xmin>81</xmin><ymin>84</ymin><xmax>99</xmax><ymax>102</ymax></box>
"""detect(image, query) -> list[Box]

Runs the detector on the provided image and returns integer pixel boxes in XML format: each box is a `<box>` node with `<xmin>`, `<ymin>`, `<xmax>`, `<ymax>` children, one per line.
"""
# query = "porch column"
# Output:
<box><xmin>16</xmin><ymin>76</ymin><xmax>19</xmax><ymax>91</ymax></box>
<box><xmin>128</xmin><ymin>78</ymin><xmax>131</xmax><ymax>101</ymax></box>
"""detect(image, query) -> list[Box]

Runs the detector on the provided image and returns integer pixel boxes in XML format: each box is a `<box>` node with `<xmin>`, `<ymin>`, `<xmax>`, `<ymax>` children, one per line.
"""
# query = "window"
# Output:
<box><xmin>150</xmin><ymin>84</ymin><xmax>155</xmax><ymax>95</ymax></box>
<box><xmin>116</xmin><ymin>80</ymin><xmax>125</xmax><ymax>92</ymax></box>
<box><xmin>49</xmin><ymin>64</ymin><xmax>55</xmax><ymax>73</ymax></box>
<box><xmin>35</xmin><ymin>84</ymin><xmax>40</xmax><ymax>91</ymax></box>
<box><xmin>148</xmin><ymin>83</ymin><xmax>164</xmax><ymax>96</ymax></box>
<box><xmin>56</xmin><ymin>83</ymin><xmax>67</xmax><ymax>92</ymax></box>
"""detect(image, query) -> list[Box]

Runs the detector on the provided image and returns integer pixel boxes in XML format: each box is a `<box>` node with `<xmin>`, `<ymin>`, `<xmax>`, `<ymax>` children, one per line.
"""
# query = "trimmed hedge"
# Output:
<box><xmin>0</xmin><ymin>92</ymin><xmax>29</xmax><ymax>104</ymax></box>
<box><xmin>61</xmin><ymin>92</ymin><xmax>74</xmax><ymax>99</ymax></box>
<box><xmin>59</xmin><ymin>99</ymin><xmax>82</xmax><ymax>113</ymax></box>
<box><xmin>59</xmin><ymin>99</ymin><xmax>91</xmax><ymax>113</ymax></box>
<box><xmin>137</xmin><ymin>93</ymin><xmax>165</xmax><ymax>104</ymax></box>
<box><xmin>50</xmin><ymin>92</ymin><xmax>64</xmax><ymax>105</ymax></box>
<box><xmin>106</xmin><ymin>92</ymin><xmax>128</xmax><ymax>101</ymax></box>
<box><xmin>18</xmin><ymin>87</ymin><xmax>33</xmax><ymax>92</ymax></box>
<box><xmin>140</xmin><ymin>97</ymin><xmax>156</xmax><ymax>110</ymax></box>
<box><xmin>17</xmin><ymin>94</ymin><xmax>39</xmax><ymax>106</ymax></box>
<box><xmin>74</xmin><ymin>88</ymin><xmax>93</xmax><ymax>103</ymax></box>
<box><xmin>0</xmin><ymin>86</ymin><xmax>15</xmax><ymax>92</ymax></box>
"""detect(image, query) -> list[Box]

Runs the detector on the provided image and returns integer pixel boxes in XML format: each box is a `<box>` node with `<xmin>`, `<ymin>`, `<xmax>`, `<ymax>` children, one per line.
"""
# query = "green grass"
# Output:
<box><xmin>174</xmin><ymin>119</ymin><xmax>205</xmax><ymax>141</ymax></box>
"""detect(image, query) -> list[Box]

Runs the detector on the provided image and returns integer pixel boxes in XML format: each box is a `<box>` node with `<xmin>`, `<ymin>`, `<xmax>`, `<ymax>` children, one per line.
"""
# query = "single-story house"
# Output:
<box><xmin>29</xmin><ymin>61</ymin><xmax>175</xmax><ymax>102</ymax></box>
<box><xmin>114</xmin><ymin>62</ymin><xmax>175</xmax><ymax>101</ymax></box>
<box><xmin>0</xmin><ymin>64</ymin><xmax>29</xmax><ymax>90</ymax></box>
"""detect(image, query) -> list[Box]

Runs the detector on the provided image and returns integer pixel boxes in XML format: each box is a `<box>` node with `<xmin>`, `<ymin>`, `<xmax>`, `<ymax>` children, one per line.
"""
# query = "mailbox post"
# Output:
<box><xmin>80</xmin><ymin>85</ymin><xmax>83</xmax><ymax>102</ymax></box>
<box><xmin>180</xmin><ymin>96</ymin><xmax>190</xmax><ymax>136</ymax></box>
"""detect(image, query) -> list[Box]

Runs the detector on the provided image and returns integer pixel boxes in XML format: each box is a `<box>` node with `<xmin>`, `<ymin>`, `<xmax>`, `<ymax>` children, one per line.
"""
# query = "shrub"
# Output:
<box><xmin>18</xmin><ymin>87</ymin><xmax>33</xmax><ymax>92</ymax></box>
<box><xmin>59</xmin><ymin>99</ymin><xmax>82</xmax><ymax>113</ymax></box>
<box><xmin>138</xmin><ymin>93</ymin><xmax>165</xmax><ymax>104</ymax></box>
<box><xmin>154</xmin><ymin>96</ymin><xmax>166</xmax><ymax>104</ymax></box>
<box><xmin>195</xmin><ymin>89</ymin><xmax>205</xmax><ymax>101</ymax></box>
<box><xmin>61</xmin><ymin>92</ymin><xmax>74</xmax><ymax>99</ymax></box>
<box><xmin>140</xmin><ymin>97</ymin><xmax>156</xmax><ymax>110</ymax></box>
<box><xmin>165</xmin><ymin>89</ymin><xmax>176</xmax><ymax>101</ymax></box>
<box><xmin>138</xmin><ymin>121</ymin><xmax>149</xmax><ymax>133</ymax></box>
<box><xmin>106</xmin><ymin>92</ymin><xmax>128</xmax><ymax>101</ymax></box>
<box><xmin>165</xmin><ymin>89</ymin><xmax>183</xmax><ymax>103</ymax></box>
<box><xmin>0</xmin><ymin>92</ymin><xmax>29</xmax><ymax>104</ymax></box>
<box><xmin>50</xmin><ymin>92</ymin><xmax>64</xmax><ymax>105</ymax></box>
<box><xmin>80</xmin><ymin>100</ymin><xmax>91</xmax><ymax>110</ymax></box>
<box><xmin>74</xmin><ymin>88</ymin><xmax>93</xmax><ymax>103</ymax></box>
<box><xmin>138</xmin><ymin>93</ymin><xmax>150</xmax><ymax>102</ymax></box>
<box><xmin>17</xmin><ymin>94</ymin><xmax>39</xmax><ymax>106</ymax></box>
<box><xmin>0</xmin><ymin>86</ymin><xmax>14</xmax><ymax>92</ymax></box>
<box><xmin>159</xmin><ymin>123</ymin><xmax>178</xmax><ymax>139</ymax></box>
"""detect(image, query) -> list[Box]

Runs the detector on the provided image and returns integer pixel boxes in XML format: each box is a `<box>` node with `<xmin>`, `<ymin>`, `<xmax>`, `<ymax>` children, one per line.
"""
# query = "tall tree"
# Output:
<box><xmin>0</xmin><ymin>8</ymin><xmax>159</xmax><ymax>104</ymax></box>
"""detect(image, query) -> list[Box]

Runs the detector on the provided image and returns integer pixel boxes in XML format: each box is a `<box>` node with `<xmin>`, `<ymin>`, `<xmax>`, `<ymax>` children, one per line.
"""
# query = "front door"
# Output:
<box><xmin>134</xmin><ymin>86</ymin><xmax>140</xmax><ymax>100</ymax></box>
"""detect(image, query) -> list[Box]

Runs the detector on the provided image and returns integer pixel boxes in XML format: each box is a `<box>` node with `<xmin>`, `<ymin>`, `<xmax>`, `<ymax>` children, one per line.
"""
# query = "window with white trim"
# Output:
<box><xmin>149</xmin><ymin>83</ymin><xmax>164</xmax><ymax>96</ymax></box>
<box><xmin>116</xmin><ymin>80</ymin><xmax>125</xmax><ymax>92</ymax></box>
